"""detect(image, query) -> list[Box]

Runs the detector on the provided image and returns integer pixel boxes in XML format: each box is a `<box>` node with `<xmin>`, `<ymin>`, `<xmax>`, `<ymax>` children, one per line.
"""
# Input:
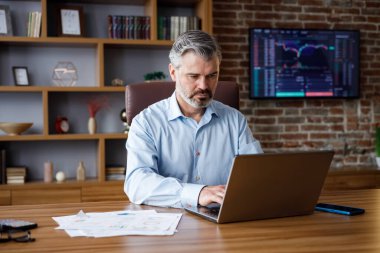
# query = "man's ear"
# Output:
<box><xmin>168</xmin><ymin>64</ymin><xmax>177</xmax><ymax>81</ymax></box>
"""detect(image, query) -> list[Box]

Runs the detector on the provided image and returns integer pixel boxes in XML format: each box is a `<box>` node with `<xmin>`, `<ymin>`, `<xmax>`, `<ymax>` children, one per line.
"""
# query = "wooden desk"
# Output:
<box><xmin>1</xmin><ymin>189</ymin><xmax>380</xmax><ymax>253</ymax></box>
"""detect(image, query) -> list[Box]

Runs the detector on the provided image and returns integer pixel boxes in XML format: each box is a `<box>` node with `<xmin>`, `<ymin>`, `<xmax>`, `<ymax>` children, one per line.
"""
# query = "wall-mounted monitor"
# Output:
<box><xmin>249</xmin><ymin>28</ymin><xmax>360</xmax><ymax>99</ymax></box>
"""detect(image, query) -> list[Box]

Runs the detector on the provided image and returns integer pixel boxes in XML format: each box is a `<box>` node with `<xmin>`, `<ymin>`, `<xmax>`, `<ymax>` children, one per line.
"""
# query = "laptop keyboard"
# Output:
<box><xmin>199</xmin><ymin>206</ymin><xmax>221</xmax><ymax>218</ymax></box>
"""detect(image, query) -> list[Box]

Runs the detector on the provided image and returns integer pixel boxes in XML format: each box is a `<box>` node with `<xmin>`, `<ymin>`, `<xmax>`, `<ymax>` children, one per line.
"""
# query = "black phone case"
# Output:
<box><xmin>315</xmin><ymin>203</ymin><xmax>365</xmax><ymax>216</ymax></box>
<box><xmin>0</xmin><ymin>219</ymin><xmax>38</xmax><ymax>231</ymax></box>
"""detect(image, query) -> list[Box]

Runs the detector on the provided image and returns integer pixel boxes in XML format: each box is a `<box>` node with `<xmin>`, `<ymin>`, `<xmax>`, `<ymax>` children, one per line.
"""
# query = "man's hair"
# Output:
<box><xmin>169</xmin><ymin>30</ymin><xmax>222</xmax><ymax>68</ymax></box>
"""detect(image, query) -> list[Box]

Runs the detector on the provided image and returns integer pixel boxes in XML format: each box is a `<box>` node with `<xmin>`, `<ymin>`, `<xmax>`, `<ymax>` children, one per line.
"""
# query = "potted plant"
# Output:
<box><xmin>376</xmin><ymin>127</ymin><xmax>380</xmax><ymax>168</ymax></box>
<box><xmin>144</xmin><ymin>71</ymin><xmax>166</xmax><ymax>82</ymax></box>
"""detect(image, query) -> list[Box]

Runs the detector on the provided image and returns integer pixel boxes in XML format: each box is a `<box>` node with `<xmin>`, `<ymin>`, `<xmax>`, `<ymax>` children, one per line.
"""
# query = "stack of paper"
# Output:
<box><xmin>52</xmin><ymin>210</ymin><xmax>182</xmax><ymax>237</ymax></box>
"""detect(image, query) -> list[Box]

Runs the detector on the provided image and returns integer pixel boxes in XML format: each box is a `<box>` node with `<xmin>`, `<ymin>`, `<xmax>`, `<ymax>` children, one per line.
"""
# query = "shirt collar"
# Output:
<box><xmin>167</xmin><ymin>92</ymin><xmax>220</xmax><ymax>121</ymax></box>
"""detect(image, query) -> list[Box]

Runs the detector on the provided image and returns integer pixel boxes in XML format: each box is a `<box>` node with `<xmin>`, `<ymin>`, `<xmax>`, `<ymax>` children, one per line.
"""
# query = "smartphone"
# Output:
<box><xmin>315</xmin><ymin>203</ymin><xmax>365</xmax><ymax>216</ymax></box>
<box><xmin>0</xmin><ymin>219</ymin><xmax>38</xmax><ymax>231</ymax></box>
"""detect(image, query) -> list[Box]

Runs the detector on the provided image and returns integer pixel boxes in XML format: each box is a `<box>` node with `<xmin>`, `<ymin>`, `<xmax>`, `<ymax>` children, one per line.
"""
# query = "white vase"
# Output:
<box><xmin>76</xmin><ymin>161</ymin><xmax>86</xmax><ymax>181</ymax></box>
<box><xmin>376</xmin><ymin>157</ymin><xmax>380</xmax><ymax>169</ymax></box>
<box><xmin>88</xmin><ymin>117</ymin><xmax>96</xmax><ymax>134</ymax></box>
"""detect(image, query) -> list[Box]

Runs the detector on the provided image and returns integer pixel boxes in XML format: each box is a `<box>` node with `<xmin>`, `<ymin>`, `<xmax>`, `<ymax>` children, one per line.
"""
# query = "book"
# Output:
<box><xmin>107</xmin><ymin>15</ymin><xmax>113</xmax><ymax>38</ymax></box>
<box><xmin>106</xmin><ymin>166</ymin><xmax>126</xmax><ymax>174</ymax></box>
<box><xmin>35</xmin><ymin>12</ymin><xmax>41</xmax><ymax>37</ymax></box>
<box><xmin>0</xmin><ymin>150</ymin><xmax>5</xmax><ymax>184</ymax></box>
<box><xmin>6</xmin><ymin>167</ymin><xmax>27</xmax><ymax>184</ymax></box>
<box><xmin>6</xmin><ymin>167</ymin><xmax>27</xmax><ymax>177</ymax></box>
<box><xmin>106</xmin><ymin>174</ymin><xmax>126</xmax><ymax>181</ymax></box>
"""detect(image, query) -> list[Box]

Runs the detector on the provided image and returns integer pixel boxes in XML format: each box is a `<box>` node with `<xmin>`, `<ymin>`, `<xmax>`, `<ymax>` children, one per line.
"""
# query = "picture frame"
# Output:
<box><xmin>0</xmin><ymin>5</ymin><xmax>13</xmax><ymax>36</ymax></box>
<box><xmin>12</xmin><ymin>67</ymin><xmax>30</xmax><ymax>86</ymax></box>
<box><xmin>57</xmin><ymin>6</ymin><xmax>84</xmax><ymax>37</ymax></box>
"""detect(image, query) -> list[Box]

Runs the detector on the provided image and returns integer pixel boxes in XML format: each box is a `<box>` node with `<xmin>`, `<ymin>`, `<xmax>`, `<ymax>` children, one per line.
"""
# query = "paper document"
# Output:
<box><xmin>53</xmin><ymin>210</ymin><xmax>182</xmax><ymax>237</ymax></box>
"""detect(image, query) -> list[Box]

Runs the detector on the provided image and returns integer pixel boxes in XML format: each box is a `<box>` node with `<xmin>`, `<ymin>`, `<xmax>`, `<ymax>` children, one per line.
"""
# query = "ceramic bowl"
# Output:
<box><xmin>0</xmin><ymin>122</ymin><xmax>33</xmax><ymax>136</ymax></box>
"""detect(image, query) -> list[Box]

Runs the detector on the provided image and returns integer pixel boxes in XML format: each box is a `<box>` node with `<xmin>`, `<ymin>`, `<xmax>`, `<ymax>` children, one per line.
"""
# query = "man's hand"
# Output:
<box><xmin>198</xmin><ymin>185</ymin><xmax>226</xmax><ymax>206</ymax></box>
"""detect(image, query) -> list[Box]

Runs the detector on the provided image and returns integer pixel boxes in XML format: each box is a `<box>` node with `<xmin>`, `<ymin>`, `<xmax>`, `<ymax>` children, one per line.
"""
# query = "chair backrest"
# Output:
<box><xmin>125</xmin><ymin>81</ymin><xmax>239</xmax><ymax>125</ymax></box>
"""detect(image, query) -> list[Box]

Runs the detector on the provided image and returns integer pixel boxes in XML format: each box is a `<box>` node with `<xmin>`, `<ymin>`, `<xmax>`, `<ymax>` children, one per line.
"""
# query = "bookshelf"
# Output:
<box><xmin>0</xmin><ymin>0</ymin><xmax>213</xmax><ymax>205</ymax></box>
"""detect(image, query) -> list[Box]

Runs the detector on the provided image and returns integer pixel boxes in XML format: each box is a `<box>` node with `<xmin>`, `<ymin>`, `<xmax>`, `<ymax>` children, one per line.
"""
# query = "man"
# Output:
<box><xmin>124</xmin><ymin>30</ymin><xmax>262</xmax><ymax>208</ymax></box>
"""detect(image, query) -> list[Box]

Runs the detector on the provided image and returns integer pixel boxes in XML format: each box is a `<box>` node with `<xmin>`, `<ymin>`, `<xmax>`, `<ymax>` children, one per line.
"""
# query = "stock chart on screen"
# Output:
<box><xmin>249</xmin><ymin>28</ymin><xmax>360</xmax><ymax>99</ymax></box>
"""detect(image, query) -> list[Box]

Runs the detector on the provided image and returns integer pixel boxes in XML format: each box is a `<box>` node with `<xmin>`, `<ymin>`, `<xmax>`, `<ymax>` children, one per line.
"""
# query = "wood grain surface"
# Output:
<box><xmin>0</xmin><ymin>189</ymin><xmax>379</xmax><ymax>253</ymax></box>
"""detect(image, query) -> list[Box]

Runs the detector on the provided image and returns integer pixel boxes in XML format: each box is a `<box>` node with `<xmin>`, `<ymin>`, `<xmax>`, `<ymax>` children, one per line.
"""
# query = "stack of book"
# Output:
<box><xmin>157</xmin><ymin>16</ymin><xmax>201</xmax><ymax>40</ymax></box>
<box><xmin>27</xmin><ymin>11</ymin><xmax>42</xmax><ymax>37</ymax></box>
<box><xmin>106</xmin><ymin>166</ymin><xmax>126</xmax><ymax>181</ymax></box>
<box><xmin>6</xmin><ymin>167</ymin><xmax>27</xmax><ymax>184</ymax></box>
<box><xmin>107</xmin><ymin>15</ymin><xmax>151</xmax><ymax>40</ymax></box>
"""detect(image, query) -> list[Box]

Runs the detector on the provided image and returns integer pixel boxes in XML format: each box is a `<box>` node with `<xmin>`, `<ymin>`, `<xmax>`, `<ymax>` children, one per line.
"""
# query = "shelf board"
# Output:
<box><xmin>0</xmin><ymin>86</ymin><xmax>126</xmax><ymax>92</ymax></box>
<box><xmin>0</xmin><ymin>179</ymin><xmax>124</xmax><ymax>190</ymax></box>
<box><xmin>0</xmin><ymin>36</ymin><xmax>172</xmax><ymax>47</ymax></box>
<box><xmin>0</xmin><ymin>133</ymin><xmax>128</xmax><ymax>141</ymax></box>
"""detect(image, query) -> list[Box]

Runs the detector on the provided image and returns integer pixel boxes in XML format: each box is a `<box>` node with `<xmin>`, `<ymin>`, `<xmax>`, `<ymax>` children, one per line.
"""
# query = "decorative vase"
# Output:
<box><xmin>52</xmin><ymin>61</ymin><xmax>78</xmax><ymax>86</ymax></box>
<box><xmin>76</xmin><ymin>161</ymin><xmax>86</xmax><ymax>181</ymax></box>
<box><xmin>376</xmin><ymin>157</ymin><xmax>380</xmax><ymax>169</ymax></box>
<box><xmin>88</xmin><ymin>117</ymin><xmax>96</xmax><ymax>134</ymax></box>
<box><xmin>376</xmin><ymin>128</ymin><xmax>380</xmax><ymax>169</ymax></box>
<box><xmin>44</xmin><ymin>161</ymin><xmax>53</xmax><ymax>183</ymax></box>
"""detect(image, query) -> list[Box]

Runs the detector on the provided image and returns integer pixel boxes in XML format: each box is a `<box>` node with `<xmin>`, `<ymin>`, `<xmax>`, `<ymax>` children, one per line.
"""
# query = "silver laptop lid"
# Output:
<box><xmin>217</xmin><ymin>151</ymin><xmax>334</xmax><ymax>223</ymax></box>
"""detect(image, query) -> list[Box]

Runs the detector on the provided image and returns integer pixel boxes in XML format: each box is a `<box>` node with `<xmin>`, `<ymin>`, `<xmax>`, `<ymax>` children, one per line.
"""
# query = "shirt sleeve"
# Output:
<box><xmin>124</xmin><ymin>115</ymin><xmax>205</xmax><ymax>208</ymax></box>
<box><xmin>237</xmin><ymin>113</ymin><xmax>263</xmax><ymax>155</ymax></box>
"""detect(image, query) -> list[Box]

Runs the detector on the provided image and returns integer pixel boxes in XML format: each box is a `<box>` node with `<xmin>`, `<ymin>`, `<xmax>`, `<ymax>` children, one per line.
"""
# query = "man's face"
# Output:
<box><xmin>169</xmin><ymin>52</ymin><xmax>220</xmax><ymax>108</ymax></box>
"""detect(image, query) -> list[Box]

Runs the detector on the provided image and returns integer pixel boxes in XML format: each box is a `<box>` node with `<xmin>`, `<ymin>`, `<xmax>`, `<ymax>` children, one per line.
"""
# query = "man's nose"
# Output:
<box><xmin>197</xmin><ymin>77</ymin><xmax>208</xmax><ymax>90</ymax></box>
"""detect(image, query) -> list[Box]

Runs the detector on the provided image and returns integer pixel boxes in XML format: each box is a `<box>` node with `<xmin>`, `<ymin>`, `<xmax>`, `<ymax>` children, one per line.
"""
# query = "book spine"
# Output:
<box><xmin>1</xmin><ymin>150</ymin><xmax>6</xmax><ymax>184</ymax></box>
<box><xmin>112</xmin><ymin>15</ymin><xmax>118</xmax><ymax>39</ymax></box>
<box><xmin>27</xmin><ymin>12</ymin><xmax>32</xmax><ymax>37</ymax></box>
<box><xmin>121</xmin><ymin>16</ymin><xmax>126</xmax><ymax>39</ymax></box>
<box><xmin>107</xmin><ymin>15</ymin><xmax>113</xmax><ymax>38</ymax></box>
<box><xmin>129</xmin><ymin>16</ymin><xmax>134</xmax><ymax>39</ymax></box>
<box><xmin>146</xmin><ymin>16</ymin><xmax>150</xmax><ymax>40</ymax></box>
<box><xmin>34</xmin><ymin>12</ymin><xmax>41</xmax><ymax>37</ymax></box>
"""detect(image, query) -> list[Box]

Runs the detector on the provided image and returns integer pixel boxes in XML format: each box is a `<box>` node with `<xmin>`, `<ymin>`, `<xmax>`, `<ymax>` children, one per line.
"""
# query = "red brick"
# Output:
<box><xmin>251</xmin><ymin>118</ymin><xmax>276</xmax><ymax>124</ymax></box>
<box><xmin>273</xmin><ymin>5</ymin><xmax>302</xmax><ymax>12</ymax></box>
<box><xmin>244</xmin><ymin>4</ymin><xmax>273</xmax><ymax>12</ymax></box>
<box><xmin>301</xmin><ymin>125</ymin><xmax>329</xmax><ymax>131</ymax></box>
<box><xmin>214</xmin><ymin>3</ymin><xmax>243</xmax><ymax>11</ymax></box>
<box><xmin>278</xmin><ymin>117</ymin><xmax>305</xmax><ymax>124</ymax></box>
<box><xmin>255</xmin><ymin>109</ymin><xmax>283</xmax><ymax>116</ymax></box>
<box><xmin>299</xmin><ymin>14</ymin><xmax>326</xmax><ymax>21</ymax></box>
<box><xmin>298</xmin><ymin>0</ymin><xmax>324</xmax><ymax>5</ymax></box>
<box><xmin>283</xmin><ymin>142</ymin><xmax>302</xmax><ymax>148</ymax></box>
<box><xmin>280</xmin><ymin>133</ymin><xmax>308</xmax><ymax>140</ymax></box>
<box><xmin>285</xmin><ymin>125</ymin><xmax>299</xmax><ymax>132</ymax></box>
<box><xmin>256</xmin><ymin>134</ymin><xmax>280</xmax><ymax>141</ymax></box>
<box><xmin>310</xmin><ymin>133</ymin><xmax>337</xmax><ymax>139</ymax></box>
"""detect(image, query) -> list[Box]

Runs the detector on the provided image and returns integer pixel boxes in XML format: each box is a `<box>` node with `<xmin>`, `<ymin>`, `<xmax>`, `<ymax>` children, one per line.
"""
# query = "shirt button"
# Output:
<box><xmin>195</xmin><ymin>151</ymin><xmax>200</xmax><ymax>156</ymax></box>
<box><xmin>195</xmin><ymin>176</ymin><xmax>200</xmax><ymax>181</ymax></box>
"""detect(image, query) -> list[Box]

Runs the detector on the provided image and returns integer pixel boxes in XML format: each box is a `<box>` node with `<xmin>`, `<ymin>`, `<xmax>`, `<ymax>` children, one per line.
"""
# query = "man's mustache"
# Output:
<box><xmin>190</xmin><ymin>89</ymin><xmax>213</xmax><ymax>98</ymax></box>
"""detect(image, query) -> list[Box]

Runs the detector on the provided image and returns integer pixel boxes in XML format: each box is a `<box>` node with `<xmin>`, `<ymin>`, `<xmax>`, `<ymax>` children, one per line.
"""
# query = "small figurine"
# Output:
<box><xmin>111</xmin><ymin>78</ymin><xmax>124</xmax><ymax>86</ymax></box>
<box><xmin>120</xmin><ymin>108</ymin><xmax>129</xmax><ymax>133</ymax></box>
<box><xmin>55</xmin><ymin>171</ymin><xmax>65</xmax><ymax>183</ymax></box>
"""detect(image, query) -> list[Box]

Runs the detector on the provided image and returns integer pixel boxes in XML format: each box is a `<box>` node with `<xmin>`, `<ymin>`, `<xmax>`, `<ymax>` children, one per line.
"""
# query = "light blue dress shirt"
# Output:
<box><xmin>124</xmin><ymin>92</ymin><xmax>263</xmax><ymax>208</ymax></box>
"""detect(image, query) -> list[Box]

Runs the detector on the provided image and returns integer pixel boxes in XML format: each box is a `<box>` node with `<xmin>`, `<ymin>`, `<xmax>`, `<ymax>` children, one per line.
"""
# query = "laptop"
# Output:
<box><xmin>185</xmin><ymin>150</ymin><xmax>334</xmax><ymax>223</ymax></box>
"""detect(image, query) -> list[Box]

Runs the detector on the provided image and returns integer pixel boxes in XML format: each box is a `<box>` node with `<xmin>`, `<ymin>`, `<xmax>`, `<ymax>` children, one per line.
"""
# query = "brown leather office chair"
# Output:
<box><xmin>125</xmin><ymin>81</ymin><xmax>239</xmax><ymax>125</ymax></box>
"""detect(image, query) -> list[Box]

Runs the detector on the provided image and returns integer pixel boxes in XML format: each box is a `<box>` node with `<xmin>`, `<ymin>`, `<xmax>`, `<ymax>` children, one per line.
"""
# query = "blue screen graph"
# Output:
<box><xmin>249</xmin><ymin>28</ymin><xmax>360</xmax><ymax>99</ymax></box>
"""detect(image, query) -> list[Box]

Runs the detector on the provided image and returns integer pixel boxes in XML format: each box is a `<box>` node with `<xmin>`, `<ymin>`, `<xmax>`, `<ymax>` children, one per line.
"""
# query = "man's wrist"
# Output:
<box><xmin>180</xmin><ymin>183</ymin><xmax>205</xmax><ymax>208</ymax></box>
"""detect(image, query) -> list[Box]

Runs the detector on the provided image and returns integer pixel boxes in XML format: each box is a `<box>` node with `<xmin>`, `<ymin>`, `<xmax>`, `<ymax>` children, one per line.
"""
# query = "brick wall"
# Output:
<box><xmin>213</xmin><ymin>0</ymin><xmax>380</xmax><ymax>168</ymax></box>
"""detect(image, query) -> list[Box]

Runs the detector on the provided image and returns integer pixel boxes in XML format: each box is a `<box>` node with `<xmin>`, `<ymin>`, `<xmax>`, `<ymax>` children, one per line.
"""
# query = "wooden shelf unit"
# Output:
<box><xmin>0</xmin><ymin>0</ymin><xmax>212</xmax><ymax>205</ymax></box>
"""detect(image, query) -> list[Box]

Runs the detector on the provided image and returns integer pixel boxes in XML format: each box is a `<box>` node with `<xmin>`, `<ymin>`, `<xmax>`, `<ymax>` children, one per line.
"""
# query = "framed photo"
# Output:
<box><xmin>0</xmin><ymin>5</ymin><xmax>13</xmax><ymax>36</ymax></box>
<box><xmin>57</xmin><ymin>6</ymin><xmax>84</xmax><ymax>37</ymax></box>
<box><xmin>12</xmin><ymin>67</ymin><xmax>30</xmax><ymax>86</ymax></box>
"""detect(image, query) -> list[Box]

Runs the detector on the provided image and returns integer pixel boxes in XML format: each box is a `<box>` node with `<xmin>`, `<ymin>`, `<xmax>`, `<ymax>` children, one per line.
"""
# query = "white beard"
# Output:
<box><xmin>176</xmin><ymin>80</ymin><xmax>212</xmax><ymax>108</ymax></box>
